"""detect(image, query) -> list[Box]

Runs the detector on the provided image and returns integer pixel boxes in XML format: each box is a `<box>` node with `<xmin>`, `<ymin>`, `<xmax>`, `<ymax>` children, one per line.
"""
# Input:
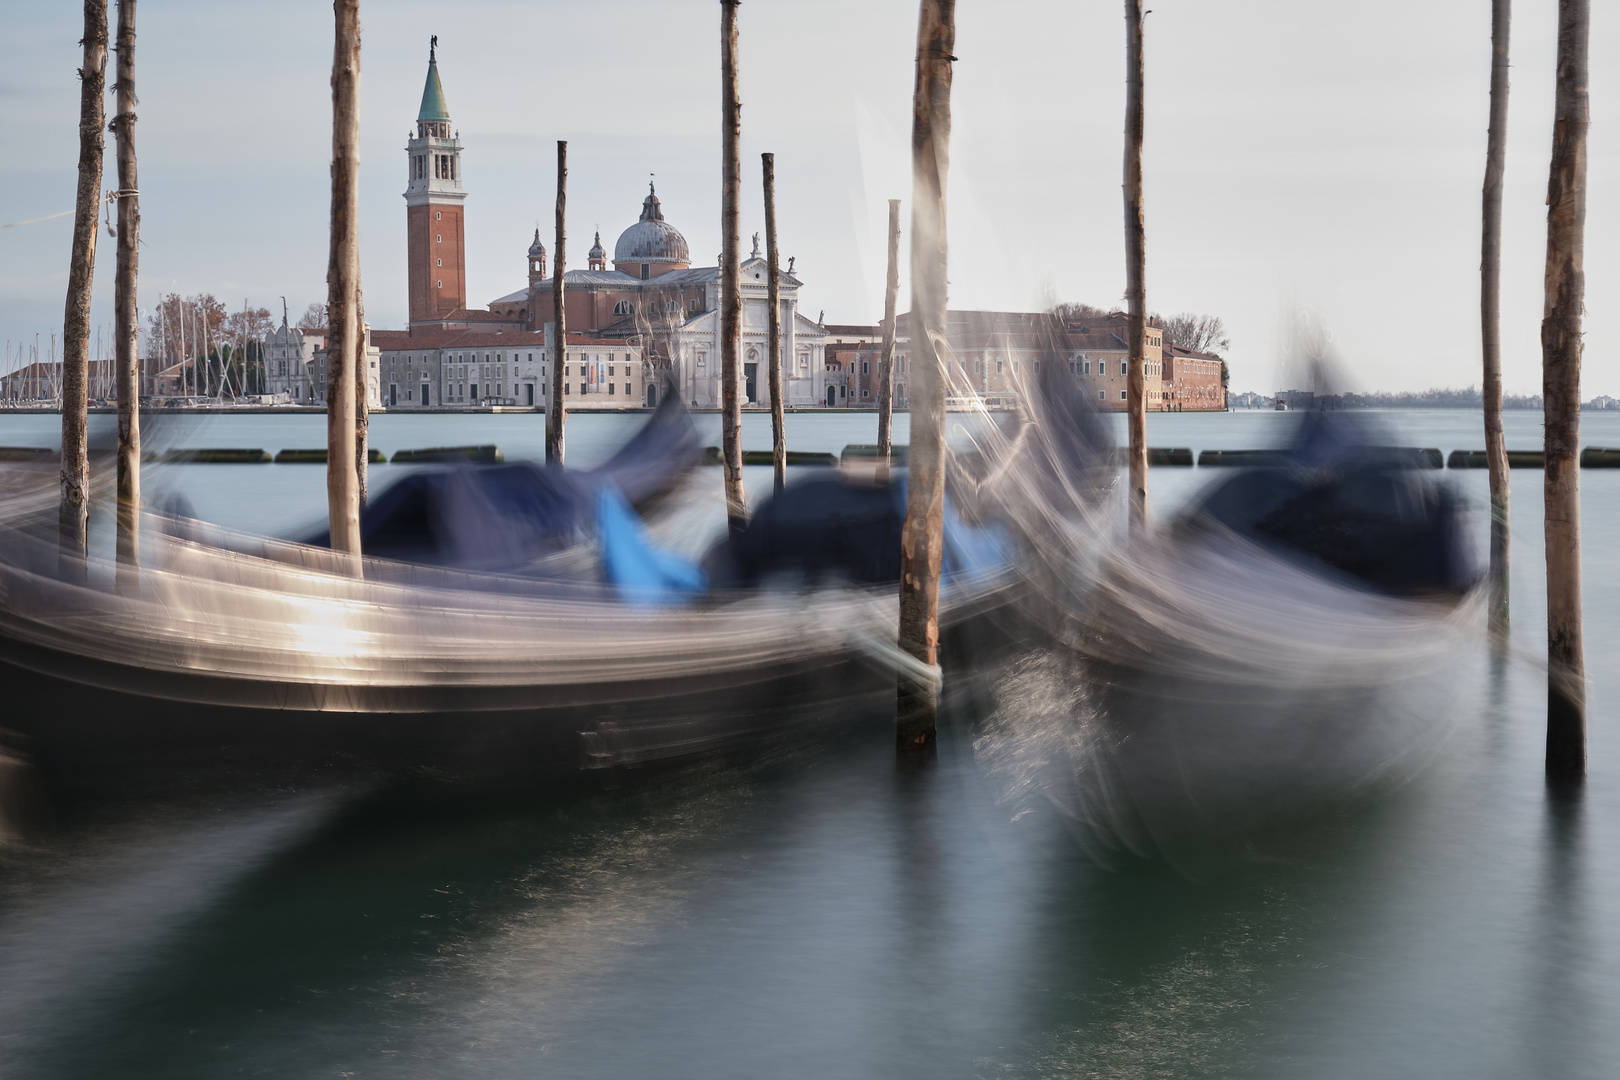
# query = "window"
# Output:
<box><xmin>437</xmin><ymin>258</ymin><xmax>442</xmax><ymax>267</ymax></box>
<box><xmin>1121</xmin><ymin>390</ymin><xmax>1128</xmax><ymax>400</ymax></box>
<box><xmin>609</xmin><ymin>365</ymin><xmax>616</xmax><ymax>377</ymax></box>
<box><xmin>1098</xmin><ymin>389</ymin><xmax>1105</xmax><ymax>400</ymax></box>
<box><xmin>435</xmin><ymin>211</ymin><xmax>441</xmax><ymax>220</ymax></box>
<box><xmin>436</xmin><ymin>234</ymin><xmax>442</xmax><ymax>243</ymax></box>
<box><xmin>613</xmin><ymin>300</ymin><xmax>633</xmax><ymax>316</ymax></box>
<box><xmin>1121</xmin><ymin>360</ymin><xmax>1128</xmax><ymax>376</ymax></box>
<box><xmin>580</xmin><ymin>383</ymin><xmax>587</xmax><ymax>394</ymax></box>
<box><xmin>863</xmin><ymin>360</ymin><xmax>870</xmax><ymax>375</ymax></box>
<box><xmin>973</xmin><ymin>358</ymin><xmax>981</xmax><ymax>374</ymax></box>
<box><xmin>689</xmin><ymin>299</ymin><xmax>700</xmax><ymax>314</ymax></box>
<box><xmin>609</xmin><ymin>384</ymin><xmax>616</xmax><ymax>395</ymax></box>
<box><xmin>1084</xmin><ymin>360</ymin><xmax>1091</xmax><ymax>375</ymax></box>
<box><xmin>996</xmin><ymin>357</ymin><xmax>1003</xmax><ymax>374</ymax></box>
<box><xmin>640</xmin><ymin>264</ymin><xmax>650</xmax><ymax>280</ymax></box>
<box><xmin>436</xmin><ymin>280</ymin><xmax>442</xmax><ymax>288</ymax></box>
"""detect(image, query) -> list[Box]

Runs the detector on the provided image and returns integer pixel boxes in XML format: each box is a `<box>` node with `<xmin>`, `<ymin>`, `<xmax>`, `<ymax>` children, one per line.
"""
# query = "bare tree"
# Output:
<box><xmin>1482</xmin><ymin>0</ymin><xmax>1512</xmax><ymax>637</ymax></box>
<box><xmin>1154</xmin><ymin>312</ymin><xmax>1229</xmax><ymax>355</ymax></box>
<box><xmin>548</xmin><ymin>140</ymin><xmax>567</xmax><ymax>464</ymax></box>
<box><xmin>897</xmin><ymin>0</ymin><xmax>954</xmax><ymax>755</ymax></box>
<box><xmin>297</xmin><ymin>302</ymin><xmax>328</xmax><ymax>330</ymax></box>
<box><xmin>60</xmin><ymin>0</ymin><xmax>108</xmax><ymax>564</ymax></box>
<box><xmin>876</xmin><ymin>198</ymin><xmax>901</xmax><ymax>481</ymax></box>
<box><xmin>1054</xmin><ymin>300</ymin><xmax>1119</xmax><ymax>322</ymax></box>
<box><xmin>763</xmin><ymin>152</ymin><xmax>786</xmax><ymax>494</ymax></box>
<box><xmin>719</xmin><ymin>0</ymin><xmax>746</xmax><ymax>532</ymax></box>
<box><xmin>1123</xmin><ymin>0</ymin><xmax>1148</xmax><ymax>534</ymax></box>
<box><xmin>112</xmin><ymin>0</ymin><xmax>140</xmax><ymax>580</ymax></box>
<box><xmin>326</xmin><ymin>0</ymin><xmax>362</xmax><ymax>560</ymax></box>
<box><xmin>1542</xmin><ymin>0</ymin><xmax>1588</xmax><ymax>783</ymax></box>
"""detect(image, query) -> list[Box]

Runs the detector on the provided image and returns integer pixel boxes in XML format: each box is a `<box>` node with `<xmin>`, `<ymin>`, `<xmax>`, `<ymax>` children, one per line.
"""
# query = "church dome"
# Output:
<box><xmin>588</xmin><ymin>230</ymin><xmax>606</xmax><ymax>262</ymax></box>
<box><xmin>613</xmin><ymin>184</ymin><xmax>690</xmax><ymax>267</ymax></box>
<box><xmin>528</xmin><ymin>228</ymin><xmax>545</xmax><ymax>258</ymax></box>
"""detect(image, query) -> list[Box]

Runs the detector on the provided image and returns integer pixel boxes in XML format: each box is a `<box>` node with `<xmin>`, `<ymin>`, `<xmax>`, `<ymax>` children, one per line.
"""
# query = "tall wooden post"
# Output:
<box><xmin>897</xmin><ymin>0</ymin><xmax>954</xmax><ymax>755</ymax></box>
<box><xmin>1542</xmin><ymin>0</ymin><xmax>1588</xmax><ymax>783</ymax></box>
<box><xmin>355</xmin><ymin>275</ymin><xmax>369</xmax><ymax>507</ymax></box>
<box><xmin>763</xmin><ymin>152</ymin><xmax>786</xmax><ymax>494</ymax></box>
<box><xmin>548</xmin><ymin>140</ymin><xmax>567</xmax><ymax>464</ymax></box>
<box><xmin>1482</xmin><ymin>0</ymin><xmax>1512</xmax><ymax>637</ymax></box>
<box><xmin>1123</xmin><ymin>0</ymin><xmax>1148</xmax><ymax>534</ymax></box>
<box><xmin>876</xmin><ymin>199</ymin><xmax>901</xmax><ymax>482</ymax></box>
<box><xmin>325</xmin><ymin>0</ymin><xmax>362</xmax><ymax>560</ymax></box>
<box><xmin>60</xmin><ymin>0</ymin><xmax>108</xmax><ymax>566</ymax></box>
<box><xmin>112</xmin><ymin>0</ymin><xmax>140</xmax><ymax>581</ymax></box>
<box><xmin>719</xmin><ymin>0</ymin><xmax>746</xmax><ymax>533</ymax></box>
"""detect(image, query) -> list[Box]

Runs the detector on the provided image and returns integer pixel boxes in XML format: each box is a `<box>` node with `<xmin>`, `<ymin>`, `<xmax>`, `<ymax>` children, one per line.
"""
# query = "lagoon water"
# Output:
<box><xmin>1</xmin><ymin>407</ymin><xmax>1617</xmax><ymax>1078</ymax></box>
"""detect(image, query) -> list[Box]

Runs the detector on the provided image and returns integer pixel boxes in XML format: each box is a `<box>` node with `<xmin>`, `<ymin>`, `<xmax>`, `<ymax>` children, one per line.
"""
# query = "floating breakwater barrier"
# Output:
<box><xmin>840</xmin><ymin>444</ymin><xmax>909</xmax><ymax>466</ymax></box>
<box><xmin>0</xmin><ymin>447</ymin><xmax>57</xmax><ymax>463</ymax></box>
<box><xmin>147</xmin><ymin>449</ymin><xmax>273</xmax><ymax>464</ymax></box>
<box><xmin>1201</xmin><ymin>447</ymin><xmax>1442</xmax><ymax>469</ymax></box>
<box><xmin>701</xmin><ymin>447</ymin><xmax>839</xmax><ymax>467</ymax></box>
<box><xmin>1447</xmin><ymin>450</ymin><xmax>1544</xmax><ymax>469</ymax></box>
<box><xmin>1580</xmin><ymin>447</ymin><xmax>1620</xmax><ymax>468</ymax></box>
<box><xmin>390</xmin><ymin>445</ymin><xmax>504</xmax><ymax>464</ymax></box>
<box><xmin>274</xmin><ymin>448</ymin><xmax>388</xmax><ymax>464</ymax></box>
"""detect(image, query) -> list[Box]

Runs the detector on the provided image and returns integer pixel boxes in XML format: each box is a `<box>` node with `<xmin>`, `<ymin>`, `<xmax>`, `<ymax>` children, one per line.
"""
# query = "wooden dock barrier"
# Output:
<box><xmin>391</xmin><ymin>445</ymin><xmax>504</xmax><ymax>464</ymax></box>
<box><xmin>841</xmin><ymin>444</ymin><xmax>909</xmax><ymax>466</ymax></box>
<box><xmin>0</xmin><ymin>447</ymin><xmax>58</xmax><ymax>463</ymax></box>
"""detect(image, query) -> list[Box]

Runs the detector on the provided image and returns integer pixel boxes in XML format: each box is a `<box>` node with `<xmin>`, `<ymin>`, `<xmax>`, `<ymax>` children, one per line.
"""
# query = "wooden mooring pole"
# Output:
<box><xmin>1542</xmin><ymin>0</ymin><xmax>1587</xmax><ymax>784</ymax></box>
<box><xmin>876</xmin><ymin>198</ymin><xmax>900</xmax><ymax>483</ymax></box>
<box><xmin>897</xmin><ymin>0</ymin><xmax>954</xmax><ymax>755</ymax></box>
<box><xmin>1123</xmin><ymin>0</ymin><xmax>1148</xmax><ymax>535</ymax></box>
<box><xmin>325</xmin><ymin>0</ymin><xmax>362</xmax><ymax>562</ymax></box>
<box><xmin>1481</xmin><ymin>0</ymin><xmax>1512</xmax><ymax>638</ymax></box>
<box><xmin>112</xmin><ymin>0</ymin><xmax>140</xmax><ymax>583</ymax></box>
<box><xmin>60</xmin><ymin>0</ymin><xmax>108</xmax><ymax>569</ymax></box>
<box><xmin>548</xmin><ymin>140</ymin><xmax>567</xmax><ymax>465</ymax></box>
<box><xmin>763</xmin><ymin>152</ymin><xmax>786</xmax><ymax>495</ymax></box>
<box><xmin>719</xmin><ymin>0</ymin><xmax>746</xmax><ymax>533</ymax></box>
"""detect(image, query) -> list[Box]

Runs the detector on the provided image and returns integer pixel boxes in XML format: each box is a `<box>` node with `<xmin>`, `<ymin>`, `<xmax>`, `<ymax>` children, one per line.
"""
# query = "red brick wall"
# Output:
<box><xmin>408</xmin><ymin>202</ymin><xmax>466</xmax><ymax>323</ymax></box>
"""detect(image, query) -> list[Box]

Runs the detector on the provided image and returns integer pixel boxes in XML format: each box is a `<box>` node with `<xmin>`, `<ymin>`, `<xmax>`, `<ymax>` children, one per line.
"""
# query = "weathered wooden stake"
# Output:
<box><xmin>763</xmin><ymin>152</ymin><xmax>786</xmax><ymax>494</ymax></box>
<box><xmin>1542</xmin><ymin>0</ymin><xmax>1587</xmax><ymax>783</ymax></box>
<box><xmin>1482</xmin><ymin>0</ymin><xmax>1512</xmax><ymax>637</ymax></box>
<box><xmin>325</xmin><ymin>0</ymin><xmax>362</xmax><ymax>561</ymax></box>
<box><xmin>355</xmin><ymin>270</ymin><xmax>369</xmax><ymax>507</ymax></box>
<box><xmin>548</xmin><ymin>140</ymin><xmax>567</xmax><ymax>464</ymax></box>
<box><xmin>112</xmin><ymin>0</ymin><xmax>140</xmax><ymax>582</ymax></box>
<box><xmin>876</xmin><ymin>198</ymin><xmax>901</xmax><ymax>483</ymax></box>
<box><xmin>719</xmin><ymin>0</ymin><xmax>746</xmax><ymax>533</ymax></box>
<box><xmin>1123</xmin><ymin>0</ymin><xmax>1148</xmax><ymax>534</ymax></box>
<box><xmin>60</xmin><ymin>0</ymin><xmax>108</xmax><ymax>567</ymax></box>
<box><xmin>897</xmin><ymin>0</ymin><xmax>954</xmax><ymax>755</ymax></box>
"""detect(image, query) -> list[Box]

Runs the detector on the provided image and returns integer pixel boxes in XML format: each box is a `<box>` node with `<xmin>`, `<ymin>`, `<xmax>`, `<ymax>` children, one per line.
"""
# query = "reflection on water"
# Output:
<box><xmin>0</xmin><ymin>411</ymin><xmax>1617</xmax><ymax>1078</ymax></box>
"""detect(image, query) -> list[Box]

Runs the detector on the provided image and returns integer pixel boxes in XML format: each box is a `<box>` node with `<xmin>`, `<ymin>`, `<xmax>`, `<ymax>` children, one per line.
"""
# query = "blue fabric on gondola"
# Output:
<box><xmin>885</xmin><ymin>473</ymin><xmax>1015</xmax><ymax>580</ymax></box>
<box><xmin>596</xmin><ymin>486</ymin><xmax>707</xmax><ymax>604</ymax></box>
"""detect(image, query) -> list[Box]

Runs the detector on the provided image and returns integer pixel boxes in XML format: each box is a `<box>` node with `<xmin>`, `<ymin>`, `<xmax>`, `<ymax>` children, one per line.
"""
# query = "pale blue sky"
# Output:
<box><xmin>0</xmin><ymin>0</ymin><xmax>1614</xmax><ymax>395</ymax></box>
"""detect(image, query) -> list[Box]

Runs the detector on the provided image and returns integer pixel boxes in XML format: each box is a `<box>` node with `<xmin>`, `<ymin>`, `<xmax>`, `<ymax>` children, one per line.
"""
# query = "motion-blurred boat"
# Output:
<box><xmin>1031</xmin><ymin>409</ymin><xmax>1483</xmax><ymax>872</ymax></box>
<box><xmin>0</xmin><ymin>376</ymin><xmax>1110</xmax><ymax>789</ymax></box>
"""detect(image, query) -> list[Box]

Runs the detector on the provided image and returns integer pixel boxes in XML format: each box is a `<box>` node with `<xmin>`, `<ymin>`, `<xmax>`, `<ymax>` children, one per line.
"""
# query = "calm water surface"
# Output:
<box><xmin>0</xmin><ymin>408</ymin><xmax>1616</xmax><ymax>1078</ymax></box>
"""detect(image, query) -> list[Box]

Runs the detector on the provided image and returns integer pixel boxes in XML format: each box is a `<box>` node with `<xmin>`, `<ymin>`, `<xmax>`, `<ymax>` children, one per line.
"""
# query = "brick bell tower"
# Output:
<box><xmin>404</xmin><ymin>36</ymin><xmax>466</xmax><ymax>330</ymax></box>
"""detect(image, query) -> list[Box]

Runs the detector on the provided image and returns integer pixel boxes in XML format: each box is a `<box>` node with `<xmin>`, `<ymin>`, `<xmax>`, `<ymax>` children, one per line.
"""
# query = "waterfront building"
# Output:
<box><xmin>369</xmin><ymin>327</ymin><xmax>647</xmax><ymax>410</ymax></box>
<box><xmin>496</xmin><ymin>188</ymin><xmax>830</xmax><ymax>410</ymax></box>
<box><xmin>306</xmin><ymin>327</ymin><xmax>384</xmax><ymax>409</ymax></box>
<box><xmin>263</xmin><ymin>317</ymin><xmax>319</xmax><ymax>403</ymax></box>
<box><xmin>824</xmin><ymin>311</ymin><xmax>1225</xmax><ymax>412</ymax></box>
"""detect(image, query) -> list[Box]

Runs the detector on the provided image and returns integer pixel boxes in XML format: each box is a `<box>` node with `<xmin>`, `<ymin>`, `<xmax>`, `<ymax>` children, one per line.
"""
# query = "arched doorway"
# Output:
<box><xmin>827</xmin><ymin>385</ymin><xmax>836</xmax><ymax>408</ymax></box>
<box><xmin>645</xmin><ymin>383</ymin><xmax>658</xmax><ymax>408</ymax></box>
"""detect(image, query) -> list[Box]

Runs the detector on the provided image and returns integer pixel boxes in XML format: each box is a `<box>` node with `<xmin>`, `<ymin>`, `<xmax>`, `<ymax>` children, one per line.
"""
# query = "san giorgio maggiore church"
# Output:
<box><xmin>316</xmin><ymin>44</ymin><xmax>833</xmax><ymax>411</ymax></box>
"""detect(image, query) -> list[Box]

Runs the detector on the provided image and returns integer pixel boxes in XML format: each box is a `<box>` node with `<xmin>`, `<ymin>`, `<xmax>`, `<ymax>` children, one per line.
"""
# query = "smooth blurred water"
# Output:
<box><xmin>1</xmin><ymin>407</ymin><xmax>1617</xmax><ymax>1078</ymax></box>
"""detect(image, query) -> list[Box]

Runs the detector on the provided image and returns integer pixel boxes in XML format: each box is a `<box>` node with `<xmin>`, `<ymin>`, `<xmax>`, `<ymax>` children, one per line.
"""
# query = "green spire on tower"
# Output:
<box><xmin>418</xmin><ymin>36</ymin><xmax>450</xmax><ymax>122</ymax></box>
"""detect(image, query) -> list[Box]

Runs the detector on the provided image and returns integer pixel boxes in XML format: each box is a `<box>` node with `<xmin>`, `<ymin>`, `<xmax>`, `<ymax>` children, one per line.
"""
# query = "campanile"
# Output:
<box><xmin>404</xmin><ymin>38</ymin><xmax>466</xmax><ymax>329</ymax></box>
